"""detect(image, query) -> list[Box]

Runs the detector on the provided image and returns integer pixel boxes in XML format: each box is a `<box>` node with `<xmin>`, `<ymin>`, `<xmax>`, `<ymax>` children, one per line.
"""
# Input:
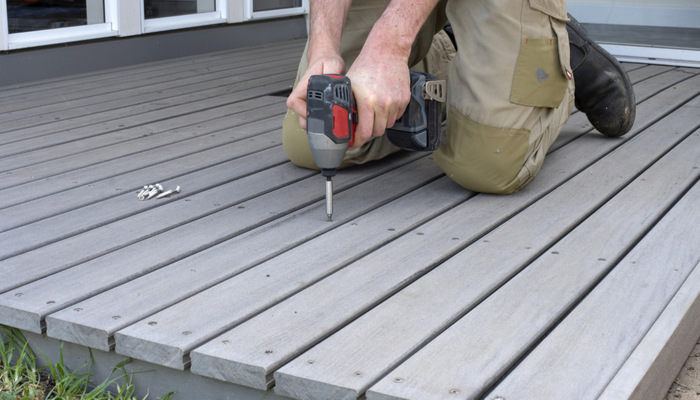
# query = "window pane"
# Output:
<box><xmin>144</xmin><ymin>0</ymin><xmax>215</xmax><ymax>19</ymax></box>
<box><xmin>7</xmin><ymin>0</ymin><xmax>104</xmax><ymax>33</ymax></box>
<box><xmin>568</xmin><ymin>0</ymin><xmax>700</xmax><ymax>50</ymax></box>
<box><xmin>253</xmin><ymin>0</ymin><xmax>301</xmax><ymax>12</ymax></box>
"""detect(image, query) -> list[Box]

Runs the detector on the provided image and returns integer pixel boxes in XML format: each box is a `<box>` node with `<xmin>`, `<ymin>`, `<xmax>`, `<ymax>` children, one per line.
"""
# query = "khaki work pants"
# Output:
<box><xmin>282</xmin><ymin>0</ymin><xmax>575</xmax><ymax>194</ymax></box>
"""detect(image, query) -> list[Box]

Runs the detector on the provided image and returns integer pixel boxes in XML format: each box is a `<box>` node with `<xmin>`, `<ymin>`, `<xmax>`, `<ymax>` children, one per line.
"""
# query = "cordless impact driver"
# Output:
<box><xmin>306</xmin><ymin>71</ymin><xmax>446</xmax><ymax>221</ymax></box>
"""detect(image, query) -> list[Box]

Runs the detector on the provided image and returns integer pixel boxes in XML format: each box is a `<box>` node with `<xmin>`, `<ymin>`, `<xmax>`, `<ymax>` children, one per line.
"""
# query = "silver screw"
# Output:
<box><xmin>146</xmin><ymin>186</ymin><xmax>160</xmax><ymax>199</ymax></box>
<box><xmin>156</xmin><ymin>186</ymin><xmax>181</xmax><ymax>199</ymax></box>
<box><xmin>137</xmin><ymin>185</ymin><xmax>149</xmax><ymax>200</ymax></box>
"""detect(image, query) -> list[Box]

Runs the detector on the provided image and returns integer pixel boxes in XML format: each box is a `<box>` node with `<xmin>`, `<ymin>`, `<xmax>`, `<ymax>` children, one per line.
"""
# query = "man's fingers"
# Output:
<box><xmin>287</xmin><ymin>83</ymin><xmax>307</xmax><ymax>116</ymax></box>
<box><xmin>350</xmin><ymin>98</ymin><xmax>407</xmax><ymax>148</ymax></box>
<box><xmin>352</xmin><ymin>103</ymin><xmax>374</xmax><ymax>148</ymax></box>
<box><xmin>373</xmin><ymin>112</ymin><xmax>389</xmax><ymax>139</ymax></box>
<box><xmin>286</xmin><ymin>55</ymin><xmax>346</xmax><ymax>132</ymax></box>
<box><xmin>385</xmin><ymin>107</ymin><xmax>401</xmax><ymax>130</ymax></box>
<box><xmin>288</xmin><ymin>95</ymin><xmax>308</xmax><ymax>129</ymax></box>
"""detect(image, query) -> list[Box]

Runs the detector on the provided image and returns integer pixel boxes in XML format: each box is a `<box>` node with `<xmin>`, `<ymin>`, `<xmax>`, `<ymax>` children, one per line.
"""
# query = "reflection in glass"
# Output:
<box><xmin>7</xmin><ymin>0</ymin><xmax>103</xmax><ymax>33</ymax></box>
<box><xmin>253</xmin><ymin>0</ymin><xmax>301</xmax><ymax>12</ymax></box>
<box><xmin>569</xmin><ymin>0</ymin><xmax>700</xmax><ymax>51</ymax></box>
<box><xmin>144</xmin><ymin>0</ymin><xmax>215</xmax><ymax>19</ymax></box>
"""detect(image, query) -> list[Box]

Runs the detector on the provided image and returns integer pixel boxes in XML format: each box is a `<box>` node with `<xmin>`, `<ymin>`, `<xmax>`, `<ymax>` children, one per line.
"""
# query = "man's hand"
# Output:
<box><xmin>286</xmin><ymin>0</ymin><xmax>351</xmax><ymax>130</ymax></box>
<box><xmin>288</xmin><ymin>0</ymin><xmax>440</xmax><ymax>148</ymax></box>
<box><xmin>346</xmin><ymin>49</ymin><xmax>411</xmax><ymax>148</ymax></box>
<box><xmin>343</xmin><ymin>0</ymin><xmax>440</xmax><ymax>148</ymax></box>
<box><xmin>286</xmin><ymin>53</ymin><xmax>345</xmax><ymax>130</ymax></box>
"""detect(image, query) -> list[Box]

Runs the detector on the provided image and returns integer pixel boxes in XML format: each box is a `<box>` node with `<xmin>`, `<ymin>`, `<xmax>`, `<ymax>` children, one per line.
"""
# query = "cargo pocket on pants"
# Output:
<box><xmin>511</xmin><ymin>0</ymin><xmax>572</xmax><ymax>109</ymax></box>
<box><xmin>510</xmin><ymin>36</ymin><xmax>569</xmax><ymax>108</ymax></box>
<box><xmin>434</xmin><ymin>106</ymin><xmax>531</xmax><ymax>194</ymax></box>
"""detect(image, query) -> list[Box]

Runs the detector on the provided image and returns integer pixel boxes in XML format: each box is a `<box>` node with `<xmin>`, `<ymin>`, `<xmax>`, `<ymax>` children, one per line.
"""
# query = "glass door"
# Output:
<box><xmin>567</xmin><ymin>0</ymin><xmax>700</xmax><ymax>66</ymax></box>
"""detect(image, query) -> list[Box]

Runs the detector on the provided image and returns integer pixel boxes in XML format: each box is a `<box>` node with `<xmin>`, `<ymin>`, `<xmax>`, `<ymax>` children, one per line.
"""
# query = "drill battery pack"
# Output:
<box><xmin>386</xmin><ymin>71</ymin><xmax>446</xmax><ymax>152</ymax></box>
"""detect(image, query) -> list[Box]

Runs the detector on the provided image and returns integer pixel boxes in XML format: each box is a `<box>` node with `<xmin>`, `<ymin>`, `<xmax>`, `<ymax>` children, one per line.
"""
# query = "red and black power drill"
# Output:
<box><xmin>306</xmin><ymin>71</ymin><xmax>446</xmax><ymax>221</ymax></box>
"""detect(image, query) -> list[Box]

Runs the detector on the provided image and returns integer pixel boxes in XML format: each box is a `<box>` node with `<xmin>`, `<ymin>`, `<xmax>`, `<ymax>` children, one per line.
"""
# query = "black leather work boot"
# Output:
<box><xmin>567</xmin><ymin>14</ymin><xmax>636</xmax><ymax>137</ymax></box>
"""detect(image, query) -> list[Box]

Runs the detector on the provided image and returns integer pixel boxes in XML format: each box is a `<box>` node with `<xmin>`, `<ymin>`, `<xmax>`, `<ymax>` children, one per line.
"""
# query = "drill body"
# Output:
<box><xmin>305</xmin><ymin>71</ymin><xmax>445</xmax><ymax>221</ymax></box>
<box><xmin>306</xmin><ymin>74</ymin><xmax>357</xmax><ymax>176</ymax></box>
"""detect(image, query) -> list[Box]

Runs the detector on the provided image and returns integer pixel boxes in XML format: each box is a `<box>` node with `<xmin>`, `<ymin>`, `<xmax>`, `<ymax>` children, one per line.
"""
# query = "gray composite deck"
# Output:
<box><xmin>1</xmin><ymin>38</ymin><xmax>699</xmax><ymax>400</ymax></box>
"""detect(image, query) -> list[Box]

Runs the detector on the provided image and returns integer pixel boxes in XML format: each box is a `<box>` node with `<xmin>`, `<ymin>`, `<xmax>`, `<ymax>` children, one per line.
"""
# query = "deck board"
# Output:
<box><xmin>600</xmin><ymin>258</ymin><xmax>700</xmax><ymax>400</ymax></box>
<box><xmin>0</xmin><ymin>114</ymin><xmax>286</xmax><ymax>231</ymax></box>
<box><xmin>486</xmin><ymin>176</ymin><xmax>700</xmax><ymax>400</ymax></box>
<box><xmin>274</xmin><ymin>95</ymin><xmax>700</xmax><ymax>400</ymax></box>
<box><xmin>365</xmin><ymin>124</ymin><xmax>700</xmax><ymax>400</ymax></box>
<box><xmin>1</xmin><ymin>38</ymin><xmax>699</xmax><ymax>400</ymax></box>
<box><xmin>0</xmin><ymin>41</ymin><xmax>302</xmax><ymax>111</ymax></box>
<box><xmin>0</xmin><ymin>97</ymin><xmax>287</xmax><ymax>189</ymax></box>
<box><xmin>0</xmin><ymin>71</ymin><xmax>295</xmax><ymax>160</ymax></box>
<box><xmin>0</xmin><ymin>57</ymin><xmax>299</xmax><ymax>140</ymax></box>
<box><xmin>42</xmin><ymin>152</ymin><xmax>428</xmax><ymax>350</ymax></box>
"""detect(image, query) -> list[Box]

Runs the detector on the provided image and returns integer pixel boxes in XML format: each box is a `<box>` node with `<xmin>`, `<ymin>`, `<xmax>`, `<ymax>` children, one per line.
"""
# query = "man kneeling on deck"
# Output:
<box><xmin>283</xmin><ymin>0</ymin><xmax>636</xmax><ymax>194</ymax></box>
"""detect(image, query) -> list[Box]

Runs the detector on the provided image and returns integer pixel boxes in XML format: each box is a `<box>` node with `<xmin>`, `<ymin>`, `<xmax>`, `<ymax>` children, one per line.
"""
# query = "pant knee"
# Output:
<box><xmin>434</xmin><ymin>106</ymin><xmax>535</xmax><ymax>194</ymax></box>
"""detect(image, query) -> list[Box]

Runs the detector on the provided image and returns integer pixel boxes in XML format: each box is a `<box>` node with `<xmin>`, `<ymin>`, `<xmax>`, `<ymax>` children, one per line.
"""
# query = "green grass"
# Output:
<box><xmin>1</xmin><ymin>326</ymin><xmax>173</xmax><ymax>400</ymax></box>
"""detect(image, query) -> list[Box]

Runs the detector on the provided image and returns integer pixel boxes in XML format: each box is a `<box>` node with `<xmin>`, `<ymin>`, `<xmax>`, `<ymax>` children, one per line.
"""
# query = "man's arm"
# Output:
<box><xmin>287</xmin><ymin>0</ymin><xmax>441</xmax><ymax>147</ymax></box>
<box><xmin>348</xmin><ymin>0</ymin><xmax>441</xmax><ymax>147</ymax></box>
<box><xmin>286</xmin><ymin>0</ymin><xmax>352</xmax><ymax>129</ymax></box>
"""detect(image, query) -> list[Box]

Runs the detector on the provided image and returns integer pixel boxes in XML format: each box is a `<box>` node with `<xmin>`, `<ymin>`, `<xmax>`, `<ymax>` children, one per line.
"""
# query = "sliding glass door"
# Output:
<box><xmin>568</xmin><ymin>0</ymin><xmax>700</xmax><ymax>65</ymax></box>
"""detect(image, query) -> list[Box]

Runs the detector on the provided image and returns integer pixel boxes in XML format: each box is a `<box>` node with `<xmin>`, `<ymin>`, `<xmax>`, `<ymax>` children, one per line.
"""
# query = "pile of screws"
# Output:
<box><xmin>137</xmin><ymin>184</ymin><xmax>181</xmax><ymax>200</ymax></box>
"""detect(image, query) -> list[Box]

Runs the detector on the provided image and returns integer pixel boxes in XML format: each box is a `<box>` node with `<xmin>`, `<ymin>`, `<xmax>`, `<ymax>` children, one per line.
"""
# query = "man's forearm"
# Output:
<box><xmin>363</xmin><ymin>0</ymin><xmax>442</xmax><ymax>64</ymax></box>
<box><xmin>308</xmin><ymin>0</ymin><xmax>353</xmax><ymax>60</ymax></box>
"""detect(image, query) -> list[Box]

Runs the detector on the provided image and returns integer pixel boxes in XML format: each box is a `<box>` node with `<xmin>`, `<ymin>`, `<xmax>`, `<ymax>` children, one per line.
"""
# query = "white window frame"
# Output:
<box><xmin>0</xmin><ymin>0</ymin><xmax>8</xmax><ymax>50</ymax></box>
<box><xmin>142</xmin><ymin>0</ymin><xmax>227</xmax><ymax>34</ymax></box>
<box><xmin>244</xmin><ymin>0</ymin><xmax>307</xmax><ymax>21</ymax></box>
<box><xmin>602</xmin><ymin>44</ymin><xmax>700</xmax><ymax>69</ymax></box>
<box><xmin>1</xmin><ymin>0</ymin><xmax>118</xmax><ymax>50</ymax></box>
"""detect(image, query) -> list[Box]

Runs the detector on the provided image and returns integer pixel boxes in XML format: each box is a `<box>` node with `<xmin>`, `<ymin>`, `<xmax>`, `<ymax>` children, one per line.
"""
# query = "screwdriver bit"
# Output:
<box><xmin>325</xmin><ymin>176</ymin><xmax>333</xmax><ymax>222</ymax></box>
